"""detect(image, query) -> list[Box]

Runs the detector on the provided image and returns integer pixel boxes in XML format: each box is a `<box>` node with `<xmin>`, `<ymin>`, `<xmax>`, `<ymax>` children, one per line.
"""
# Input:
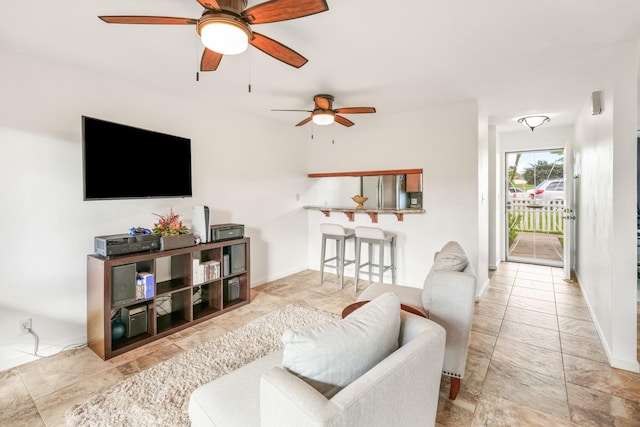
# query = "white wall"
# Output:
<box><xmin>572</xmin><ymin>39</ymin><xmax>639</xmax><ymax>372</ymax></box>
<box><xmin>0</xmin><ymin>50</ymin><xmax>310</xmax><ymax>369</ymax></box>
<box><xmin>304</xmin><ymin>101</ymin><xmax>485</xmax><ymax>295</ymax></box>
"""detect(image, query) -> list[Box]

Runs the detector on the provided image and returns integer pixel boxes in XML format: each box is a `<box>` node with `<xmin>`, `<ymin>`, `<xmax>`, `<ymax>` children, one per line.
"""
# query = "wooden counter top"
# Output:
<box><xmin>304</xmin><ymin>205</ymin><xmax>425</xmax><ymax>223</ymax></box>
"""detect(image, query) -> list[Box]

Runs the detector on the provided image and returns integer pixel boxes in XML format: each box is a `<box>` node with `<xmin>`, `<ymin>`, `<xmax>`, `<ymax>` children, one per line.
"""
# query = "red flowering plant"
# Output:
<box><xmin>152</xmin><ymin>209</ymin><xmax>190</xmax><ymax>236</ymax></box>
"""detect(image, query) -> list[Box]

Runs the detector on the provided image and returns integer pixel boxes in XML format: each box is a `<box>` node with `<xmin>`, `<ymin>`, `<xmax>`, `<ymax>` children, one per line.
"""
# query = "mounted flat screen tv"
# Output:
<box><xmin>82</xmin><ymin>116</ymin><xmax>192</xmax><ymax>200</ymax></box>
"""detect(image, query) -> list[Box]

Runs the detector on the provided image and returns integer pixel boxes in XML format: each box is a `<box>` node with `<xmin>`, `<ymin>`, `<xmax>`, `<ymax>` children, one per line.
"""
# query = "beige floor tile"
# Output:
<box><xmin>558</xmin><ymin>317</ymin><xmax>599</xmax><ymax>340</ymax></box>
<box><xmin>482</xmin><ymin>361</ymin><xmax>570</xmax><ymax>420</ymax></box>
<box><xmin>555</xmin><ymin>292</ymin><xmax>587</xmax><ymax>308</ymax></box>
<box><xmin>491</xmin><ymin>337</ymin><xmax>564</xmax><ymax>380</ymax></box>
<box><xmin>469</xmin><ymin>330</ymin><xmax>497</xmax><ymax>356</ymax></box>
<box><xmin>490</xmin><ymin>277</ymin><xmax>516</xmax><ymax>288</ymax></box>
<box><xmin>17</xmin><ymin>347</ymin><xmax>111</xmax><ymax>400</ymax></box>
<box><xmin>481</xmin><ymin>289</ymin><xmax>511</xmax><ymax>305</ymax></box>
<box><xmin>474</xmin><ymin>300</ymin><xmax>507</xmax><ymax>319</ymax></box>
<box><xmin>556</xmin><ymin>302</ymin><xmax>592</xmax><ymax>321</ymax></box>
<box><xmin>472</xmin><ymin>394</ymin><xmax>576</xmax><ymax>427</ymax></box>
<box><xmin>487</xmin><ymin>281</ymin><xmax>512</xmax><ymax>293</ymax></box>
<box><xmin>560</xmin><ymin>332</ymin><xmax>608</xmax><ymax>364</ymax></box>
<box><xmin>508</xmin><ymin>295</ymin><xmax>557</xmax><ymax>315</ymax></box>
<box><xmin>553</xmin><ymin>281</ymin><xmax>582</xmax><ymax>295</ymax></box>
<box><xmin>0</xmin><ymin>368</ymin><xmax>41</xmax><ymax>423</ymax></box>
<box><xmin>610</xmin><ymin>367</ymin><xmax>640</xmax><ymax>404</ymax></box>
<box><xmin>510</xmin><ymin>286</ymin><xmax>556</xmax><ymax>302</ymax></box>
<box><xmin>499</xmin><ymin>320</ymin><xmax>561</xmax><ymax>352</ymax></box>
<box><xmin>516</xmin><ymin>264</ymin><xmax>553</xmax><ymax>275</ymax></box>
<box><xmin>563</xmin><ymin>353</ymin><xmax>612</xmax><ymax>394</ymax></box>
<box><xmin>503</xmin><ymin>306</ymin><xmax>558</xmax><ymax>331</ymax></box>
<box><xmin>471</xmin><ymin>314</ymin><xmax>503</xmax><ymax>337</ymax></box>
<box><xmin>566</xmin><ymin>382</ymin><xmax>618</xmax><ymax>426</ymax></box>
<box><xmin>514</xmin><ymin>271</ymin><xmax>553</xmax><ymax>282</ymax></box>
<box><xmin>513</xmin><ymin>278</ymin><xmax>555</xmax><ymax>291</ymax></box>
<box><xmin>35</xmin><ymin>367</ymin><xmax>124</xmax><ymax>427</ymax></box>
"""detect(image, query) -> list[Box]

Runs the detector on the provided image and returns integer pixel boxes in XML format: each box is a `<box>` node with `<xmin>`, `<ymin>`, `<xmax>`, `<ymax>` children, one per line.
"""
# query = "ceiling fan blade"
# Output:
<box><xmin>334</xmin><ymin>107</ymin><xmax>376</xmax><ymax>114</ymax></box>
<box><xmin>271</xmin><ymin>109</ymin><xmax>313</xmax><ymax>112</ymax></box>
<box><xmin>314</xmin><ymin>95</ymin><xmax>331</xmax><ymax>110</ymax></box>
<box><xmin>250</xmin><ymin>32</ymin><xmax>307</xmax><ymax>68</ymax></box>
<box><xmin>295</xmin><ymin>116</ymin><xmax>313</xmax><ymax>127</ymax></box>
<box><xmin>195</xmin><ymin>0</ymin><xmax>221</xmax><ymax>10</ymax></box>
<box><xmin>243</xmin><ymin>0</ymin><xmax>329</xmax><ymax>24</ymax></box>
<box><xmin>99</xmin><ymin>16</ymin><xmax>198</xmax><ymax>25</ymax></box>
<box><xmin>334</xmin><ymin>115</ymin><xmax>355</xmax><ymax>127</ymax></box>
<box><xmin>201</xmin><ymin>48</ymin><xmax>223</xmax><ymax>71</ymax></box>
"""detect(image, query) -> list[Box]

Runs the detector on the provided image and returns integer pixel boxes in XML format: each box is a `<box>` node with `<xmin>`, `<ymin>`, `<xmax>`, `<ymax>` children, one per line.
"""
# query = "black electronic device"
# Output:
<box><xmin>112</xmin><ymin>264</ymin><xmax>137</xmax><ymax>306</ymax></box>
<box><xmin>210</xmin><ymin>223</ymin><xmax>244</xmax><ymax>242</ymax></box>
<box><xmin>121</xmin><ymin>304</ymin><xmax>148</xmax><ymax>338</ymax></box>
<box><xmin>95</xmin><ymin>233</ymin><xmax>160</xmax><ymax>257</ymax></box>
<box><xmin>82</xmin><ymin>116</ymin><xmax>192</xmax><ymax>200</ymax></box>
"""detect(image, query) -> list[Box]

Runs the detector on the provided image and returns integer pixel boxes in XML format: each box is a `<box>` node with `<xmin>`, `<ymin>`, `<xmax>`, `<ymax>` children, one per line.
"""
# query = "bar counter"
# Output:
<box><xmin>303</xmin><ymin>205</ymin><xmax>425</xmax><ymax>223</ymax></box>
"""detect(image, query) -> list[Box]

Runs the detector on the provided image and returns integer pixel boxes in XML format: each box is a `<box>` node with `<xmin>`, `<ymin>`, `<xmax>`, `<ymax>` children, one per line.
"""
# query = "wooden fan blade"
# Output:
<box><xmin>271</xmin><ymin>109</ymin><xmax>313</xmax><ymax>112</ymax></box>
<box><xmin>201</xmin><ymin>48</ymin><xmax>223</xmax><ymax>71</ymax></box>
<box><xmin>314</xmin><ymin>95</ymin><xmax>331</xmax><ymax>110</ymax></box>
<box><xmin>195</xmin><ymin>0</ymin><xmax>221</xmax><ymax>10</ymax></box>
<box><xmin>243</xmin><ymin>0</ymin><xmax>328</xmax><ymax>24</ymax></box>
<box><xmin>334</xmin><ymin>115</ymin><xmax>355</xmax><ymax>127</ymax></box>
<box><xmin>250</xmin><ymin>32</ymin><xmax>307</xmax><ymax>68</ymax></box>
<box><xmin>99</xmin><ymin>16</ymin><xmax>198</xmax><ymax>25</ymax></box>
<box><xmin>295</xmin><ymin>116</ymin><xmax>313</xmax><ymax>127</ymax></box>
<box><xmin>334</xmin><ymin>107</ymin><xmax>376</xmax><ymax>114</ymax></box>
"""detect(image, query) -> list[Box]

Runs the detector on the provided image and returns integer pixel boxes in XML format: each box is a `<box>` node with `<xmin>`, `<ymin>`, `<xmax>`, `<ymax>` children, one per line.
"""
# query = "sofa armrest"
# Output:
<box><xmin>260</xmin><ymin>367</ymin><xmax>341</xmax><ymax>427</ymax></box>
<box><xmin>428</xmin><ymin>269</ymin><xmax>476</xmax><ymax>378</ymax></box>
<box><xmin>261</xmin><ymin>318</ymin><xmax>446</xmax><ymax>427</ymax></box>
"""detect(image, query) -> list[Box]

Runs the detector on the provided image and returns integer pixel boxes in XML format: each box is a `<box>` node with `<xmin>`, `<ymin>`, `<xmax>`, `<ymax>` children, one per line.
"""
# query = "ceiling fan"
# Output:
<box><xmin>273</xmin><ymin>94</ymin><xmax>376</xmax><ymax>127</ymax></box>
<box><xmin>98</xmin><ymin>0</ymin><xmax>329</xmax><ymax>72</ymax></box>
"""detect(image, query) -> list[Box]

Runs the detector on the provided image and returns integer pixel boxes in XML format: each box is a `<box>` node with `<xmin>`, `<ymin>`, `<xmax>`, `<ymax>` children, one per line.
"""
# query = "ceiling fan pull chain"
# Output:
<box><xmin>247</xmin><ymin>48</ymin><xmax>252</xmax><ymax>93</ymax></box>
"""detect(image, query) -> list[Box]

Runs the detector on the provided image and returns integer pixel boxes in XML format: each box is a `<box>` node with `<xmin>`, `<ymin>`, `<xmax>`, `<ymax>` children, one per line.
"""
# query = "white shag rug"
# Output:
<box><xmin>66</xmin><ymin>304</ymin><xmax>339</xmax><ymax>426</ymax></box>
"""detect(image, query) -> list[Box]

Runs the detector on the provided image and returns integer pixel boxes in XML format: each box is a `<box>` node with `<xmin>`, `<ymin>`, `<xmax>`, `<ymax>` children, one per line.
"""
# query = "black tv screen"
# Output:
<box><xmin>82</xmin><ymin>116</ymin><xmax>193</xmax><ymax>200</ymax></box>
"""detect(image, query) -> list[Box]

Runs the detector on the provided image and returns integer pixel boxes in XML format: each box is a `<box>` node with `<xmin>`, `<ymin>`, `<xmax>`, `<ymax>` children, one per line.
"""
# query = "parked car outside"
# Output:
<box><xmin>527</xmin><ymin>179</ymin><xmax>564</xmax><ymax>201</ymax></box>
<box><xmin>508</xmin><ymin>187</ymin><xmax>530</xmax><ymax>200</ymax></box>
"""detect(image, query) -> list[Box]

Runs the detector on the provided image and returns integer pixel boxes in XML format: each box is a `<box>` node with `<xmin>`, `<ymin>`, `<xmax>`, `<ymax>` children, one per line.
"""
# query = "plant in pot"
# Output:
<box><xmin>152</xmin><ymin>209</ymin><xmax>194</xmax><ymax>250</ymax></box>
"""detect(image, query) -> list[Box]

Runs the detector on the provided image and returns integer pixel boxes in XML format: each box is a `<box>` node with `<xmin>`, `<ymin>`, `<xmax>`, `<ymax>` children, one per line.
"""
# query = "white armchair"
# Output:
<box><xmin>357</xmin><ymin>241</ymin><xmax>476</xmax><ymax>400</ymax></box>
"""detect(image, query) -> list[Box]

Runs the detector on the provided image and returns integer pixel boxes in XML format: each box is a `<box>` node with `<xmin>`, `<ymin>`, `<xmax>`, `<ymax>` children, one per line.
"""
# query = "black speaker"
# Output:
<box><xmin>121</xmin><ymin>304</ymin><xmax>147</xmax><ymax>338</ymax></box>
<box><xmin>230</xmin><ymin>243</ymin><xmax>246</xmax><ymax>274</ymax></box>
<box><xmin>112</xmin><ymin>264</ymin><xmax>136</xmax><ymax>306</ymax></box>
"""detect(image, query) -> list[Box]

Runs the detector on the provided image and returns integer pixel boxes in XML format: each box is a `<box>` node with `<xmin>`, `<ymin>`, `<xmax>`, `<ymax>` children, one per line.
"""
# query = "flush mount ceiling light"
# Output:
<box><xmin>312</xmin><ymin>110</ymin><xmax>336</xmax><ymax>126</ymax></box>
<box><xmin>198</xmin><ymin>13</ymin><xmax>251</xmax><ymax>55</ymax></box>
<box><xmin>518</xmin><ymin>115</ymin><xmax>550</xmax><ymax>131</ymax></box>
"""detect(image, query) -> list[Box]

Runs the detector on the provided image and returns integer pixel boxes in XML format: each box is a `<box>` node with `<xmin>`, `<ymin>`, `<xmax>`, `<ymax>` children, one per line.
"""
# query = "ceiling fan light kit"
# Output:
<box><xmin>312</xmin><ymin>110</ymin><xmax>335</xmax><ymax>125</ymax></box>
<box><xmin>517</xmin><ymin>115</ymin><xmax>550</xmax><ymax>131</ymax></box>
<box><xmin>198</xmin><ymin>14</ymin><xmax>251</xmax><ymax>55</ymax></box>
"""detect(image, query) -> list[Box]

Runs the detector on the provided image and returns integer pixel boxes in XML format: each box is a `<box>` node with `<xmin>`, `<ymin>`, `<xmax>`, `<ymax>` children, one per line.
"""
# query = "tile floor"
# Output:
<box><xmin>1</xmin><ymin>264</ymin><xmax>640</xmax><ymax>426</ymax></box>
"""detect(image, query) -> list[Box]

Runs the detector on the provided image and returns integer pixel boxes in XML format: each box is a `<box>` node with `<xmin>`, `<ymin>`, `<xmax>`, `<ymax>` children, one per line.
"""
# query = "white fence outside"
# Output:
<box><xmin>508</xmin><ymin>199</ymin><xmax>565</xmax><ymax>234</ymax></box>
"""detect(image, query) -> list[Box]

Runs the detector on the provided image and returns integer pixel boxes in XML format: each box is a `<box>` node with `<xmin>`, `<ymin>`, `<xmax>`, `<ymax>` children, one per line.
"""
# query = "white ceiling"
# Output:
<box><xmin>2</xmin><ymin>0</ymin><xmax>640</xmax><ymax>131</ymax></box>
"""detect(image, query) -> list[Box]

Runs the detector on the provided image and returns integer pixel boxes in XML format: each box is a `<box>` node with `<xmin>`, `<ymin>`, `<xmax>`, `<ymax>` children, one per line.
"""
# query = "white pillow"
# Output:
<box><xmin>422</xmin><ymin>241</ymin><xmax>468</xmax><ymax>309</ymax></box>
<box><xmin>281</xmin><ymin>292</ymin><xmax>401</xmax><ymax>398</ymax></box>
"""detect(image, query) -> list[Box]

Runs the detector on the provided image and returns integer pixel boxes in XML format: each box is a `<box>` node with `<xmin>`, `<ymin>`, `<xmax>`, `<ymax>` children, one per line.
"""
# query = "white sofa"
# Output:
<box><xmin>189</xmin><ymin>294</ymin><xmax>446</xmax><ymax>427</ymax></box>
<box><xmin>357</xmin><ymin>241</ymin><xmax>476</xmax><ymax>400</ymax></box>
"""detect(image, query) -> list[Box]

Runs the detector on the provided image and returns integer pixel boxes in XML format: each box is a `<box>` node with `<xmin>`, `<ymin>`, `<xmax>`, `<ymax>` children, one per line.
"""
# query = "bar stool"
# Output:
<box><xmin>354</xmin><ymin>226</ymin><xmax>397</xmax><ymax>290</ymax></box>
<box><xmin>320</xmin><ymin>223</ymin><xmax>356</xmax><ymax>289</ymax></box>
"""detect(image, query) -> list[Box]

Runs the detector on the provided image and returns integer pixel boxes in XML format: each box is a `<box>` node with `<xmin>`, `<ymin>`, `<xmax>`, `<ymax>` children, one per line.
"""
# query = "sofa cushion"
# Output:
<box><xmin>281</xmin><ymin>292</ymin><xmax>401</xmax><ymax>398</ymax></box>
<box><xmin>422</xmin><ymin>241</ymin><xmax>469</xmax><ymax>309</ymax></box>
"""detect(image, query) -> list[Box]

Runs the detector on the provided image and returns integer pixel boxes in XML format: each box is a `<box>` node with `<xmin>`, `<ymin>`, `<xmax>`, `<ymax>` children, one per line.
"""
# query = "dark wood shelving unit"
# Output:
<box><xmin>87</xmin><ymin>237</ymin><xmax>250</xmax><ymax>360</ymax></box>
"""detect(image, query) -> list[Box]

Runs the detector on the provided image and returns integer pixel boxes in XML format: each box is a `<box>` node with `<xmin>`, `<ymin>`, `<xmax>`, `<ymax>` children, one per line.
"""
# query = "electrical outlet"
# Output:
<box><xmin>19</xmin><ymin>318</ymin><xmax>31</xmax><ymax>336</ymax></box>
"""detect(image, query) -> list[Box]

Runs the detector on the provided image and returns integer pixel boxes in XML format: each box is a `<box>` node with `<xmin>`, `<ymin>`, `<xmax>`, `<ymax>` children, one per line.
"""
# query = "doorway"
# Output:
<box><xmin>505</xmin><ymin>149</ymin><xmax>565</xmax><ymax>267</ymax></box>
